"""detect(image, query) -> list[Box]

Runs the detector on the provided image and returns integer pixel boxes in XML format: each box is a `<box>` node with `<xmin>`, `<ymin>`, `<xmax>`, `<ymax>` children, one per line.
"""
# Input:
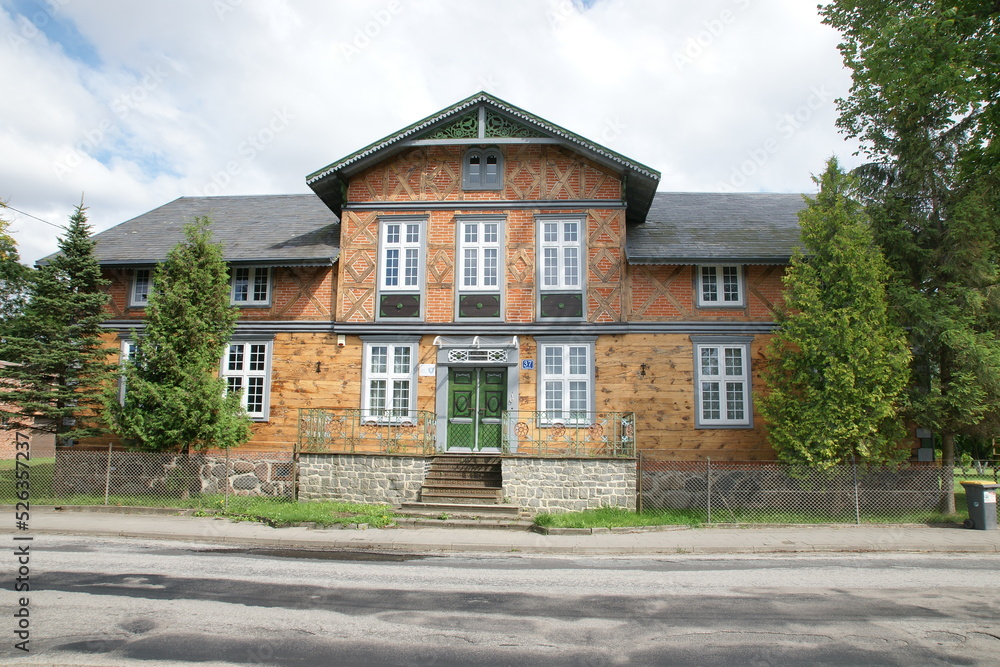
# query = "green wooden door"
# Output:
<box><xmin>447</xmin><ymin>368</ymin><xmax>506</xmax><ymax>451</ymax></box>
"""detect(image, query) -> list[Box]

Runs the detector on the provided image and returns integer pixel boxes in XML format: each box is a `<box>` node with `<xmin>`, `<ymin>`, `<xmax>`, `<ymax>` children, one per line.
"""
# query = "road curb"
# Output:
<box><xmin>20</xmin><ymin>525</ymin><xmax>1000</xmax><ymax>555</ymax></box>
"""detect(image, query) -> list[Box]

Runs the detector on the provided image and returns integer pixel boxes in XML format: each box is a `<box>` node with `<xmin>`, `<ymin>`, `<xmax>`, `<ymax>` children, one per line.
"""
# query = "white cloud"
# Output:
<box><xmin>2</xmin><ymin>0</ymin><xmax>863</xmax><ymax>265</ymax></box>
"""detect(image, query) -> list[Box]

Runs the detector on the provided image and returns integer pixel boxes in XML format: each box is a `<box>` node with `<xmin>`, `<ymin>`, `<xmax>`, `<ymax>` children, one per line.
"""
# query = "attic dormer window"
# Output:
<box><xmin>463</xmin><ymin>148</ymin><xmax>503</xmax><ymax>190</ymax></box>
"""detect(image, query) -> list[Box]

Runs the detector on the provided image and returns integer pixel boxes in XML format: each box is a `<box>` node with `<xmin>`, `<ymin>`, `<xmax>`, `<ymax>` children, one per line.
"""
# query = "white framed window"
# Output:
<box><xmin>231</xmin><ymin>266</ymin><xmax>271</xmax><ymax>306</ymax></box>
<box><xmin>539</xmin><ymin>219</ymin><xmax>582</xmax><ymax>290</ymax></box>
<box><xmin>117</xmin><ymin>339</ymin><xmax>138</xmax><ymax>404</ymax></box>
<box><xmin>380</xmin><ymin>220</ymin><xmax>422</xmax><ymax>291</ymax></box>
<box><xmin>692</xmin><ymin>337</ymin><xmax>752</xmax><ymax>428</ymax></box>
<box><xmin>463</xmin><ymin>147</ymin><xmax>503</xmax><ymax>190</ymax></box>
<box><xmin>362</xmin><ymin>339</ymin><xmax>418</xmax><ymax>422</ymax></box>
<box><xmin>130</xmin><ymin>268</ymin><xmax>152</xmax><ymax>306</ymax></box>
<box><xmin>697</xmin><ymin>265</ymin><xmax>744</xmax><ymax>307</ymax></box>
<box><xmin>537</xmin><ymin>338</ymin><xmax>595</xmax><ymax>423</ymax></box>
<box><xmin>459</xmin><ymin>219</ymin><xmax>501</xmax><ymax>291</ymax></box>
<box><xmin>222</xmin><ymin>340</ymin><xmax>272</xmax><ymax>421</ymax></box>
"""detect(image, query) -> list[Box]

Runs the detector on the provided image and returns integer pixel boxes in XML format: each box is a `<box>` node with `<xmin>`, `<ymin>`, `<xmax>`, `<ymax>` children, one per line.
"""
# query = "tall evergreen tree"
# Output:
<box><xmin>0</xmin><ymin>204</ymin><xmax>113</xmax><ymax>443</ymax></box>
<box><xmin>103</xmin><ymin>217</ymin><xmax>250</xmax><ymax>453</ymax></box>
<box><xmin>760</xmin><ymin>158</ymin><xmax>911</xmax><ymax>468</ymax></box>
<box><xmin>821</xmin><ymin>1</ymin><xmax>1000</xmax><ymax>512</ymax></box>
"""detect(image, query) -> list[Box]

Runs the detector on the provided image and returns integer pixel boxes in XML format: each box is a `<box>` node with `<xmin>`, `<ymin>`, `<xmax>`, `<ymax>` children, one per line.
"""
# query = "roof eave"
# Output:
<box><xmin>97</xmin><ymin>254</ymin><xmax>340</xmax><ymax>268</ymax></box>
<box><xmin>626</xmin><ymin>255</ymin><xmax>793</xmax><ymax>266</ymax></box>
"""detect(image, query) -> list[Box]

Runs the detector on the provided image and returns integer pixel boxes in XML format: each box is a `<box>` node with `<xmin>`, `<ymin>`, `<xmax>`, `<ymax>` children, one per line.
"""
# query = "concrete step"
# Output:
<box><xmin>432</xmin><ymin>455</ymin><xmax>502</xmax><ymax>465</ymax></box>
<box><xmin>420</xmin><ymin>489</ymin><xmax>503</xmax><ymax>504</ymax></box>
<box><xmin>425</xmin><ymin>469</ymin><xmax>501</xmax><ymax>480</ymax></box>
<box><xmin>428</xmin><ymin>462</ymin><xmax>501</xmax><ymax>473</ymax></box>
<box><xmin>398</xmin><ymin>502</ymin><xmax>522</xmax><ymax>518</ymax></box>
<box><xmin>422</xmin><ymin>476</ymin><xmax>502</xmax><ymax>488</ymax></box>
<box><xmin>422</xmin><ymin>484</ymin><xmax>502</xmax><ymax>496</ymax></box>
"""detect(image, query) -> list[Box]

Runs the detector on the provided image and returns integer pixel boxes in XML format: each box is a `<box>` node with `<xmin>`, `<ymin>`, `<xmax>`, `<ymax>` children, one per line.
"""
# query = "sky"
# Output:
<box><xmin>1</xmin><ymin>0</ymin><xmax>864</xmax><ymax>266</ymax></box>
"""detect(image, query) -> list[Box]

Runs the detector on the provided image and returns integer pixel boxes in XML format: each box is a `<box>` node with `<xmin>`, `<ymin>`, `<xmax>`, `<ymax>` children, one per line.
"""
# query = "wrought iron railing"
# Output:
<box><xmin>297</xmin><ymin>409</ymin><xmax>437</xmax><ymax>455</ymax></box>
<box><xmin>500</xmin><ymin>411</ymin><xmax>635</xmax><ymax>458</ymax></box>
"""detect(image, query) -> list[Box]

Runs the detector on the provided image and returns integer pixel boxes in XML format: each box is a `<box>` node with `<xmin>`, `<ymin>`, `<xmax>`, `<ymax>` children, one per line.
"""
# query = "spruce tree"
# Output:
<box><xmin>0</xmin><ymin>204</ymin><xmax>113</xmax><ymax>443</ymax></box>
<box><xmin>760</xmin><ymin>158</ymin><xmax>911</xmax><ymax>468</ymax></box>
<box><xmin>103</xmin><ymin>216</ymin><xmax>250</xmax><ymax>453</ymax></box>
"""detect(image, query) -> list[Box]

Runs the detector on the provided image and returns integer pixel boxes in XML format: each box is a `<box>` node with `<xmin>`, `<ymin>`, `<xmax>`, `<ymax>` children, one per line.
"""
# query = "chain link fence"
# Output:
<box><xmin>637</xmin><ymin>457</ymin><xmax>996</xmax><ymax>524</ymax></box>
<box><xmin>0</xmin><ymin>446</ymin><xmax>294</xmax><ymax>509</ymax></box>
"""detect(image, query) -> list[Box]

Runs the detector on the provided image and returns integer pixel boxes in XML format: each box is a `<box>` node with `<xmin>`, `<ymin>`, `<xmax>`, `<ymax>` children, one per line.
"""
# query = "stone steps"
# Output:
<box><xmin>419</xmin><ymin>455</ymin><xmax>504</xmax><ymax>505</ymax></box>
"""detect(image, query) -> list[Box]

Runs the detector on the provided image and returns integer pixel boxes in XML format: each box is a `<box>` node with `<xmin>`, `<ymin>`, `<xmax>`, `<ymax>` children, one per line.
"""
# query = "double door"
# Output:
<box><xmin>447</xmin><ymin>367</ymin><xmax>507</xmax><ymax>451</ymax></box>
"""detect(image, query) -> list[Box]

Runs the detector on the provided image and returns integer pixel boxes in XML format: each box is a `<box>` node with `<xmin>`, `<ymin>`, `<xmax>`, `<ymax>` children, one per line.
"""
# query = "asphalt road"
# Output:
<box><xmin>5</xmin><ymin>535</ymin><xmax>999</xmax><ymax>666</ymax></box>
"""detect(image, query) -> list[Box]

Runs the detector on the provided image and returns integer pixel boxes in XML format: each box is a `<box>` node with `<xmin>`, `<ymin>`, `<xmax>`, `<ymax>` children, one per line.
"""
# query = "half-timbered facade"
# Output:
<box><xmin>81</xmin><ymin>93</ymin><xmax>817</xmax><ymax>509</ymax></box>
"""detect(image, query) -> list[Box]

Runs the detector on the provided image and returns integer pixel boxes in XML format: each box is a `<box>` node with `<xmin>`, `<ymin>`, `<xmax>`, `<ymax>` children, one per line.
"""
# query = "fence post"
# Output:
<box><xmin>636</xmin><ymin>452</ymin><xmax>643</xmax><ymax>514</ymax></box>
<box><xmin>103</xmin><ymin>442</ymin><xmax>113</xmax><ymax>506</ymax></box>
<box><xmin>852</xmin><ymin>454</ymin><xmax>861</xmax><ymax>525</ymax></box>
<box><xmin>706</xmin><ymin>457</ymin><xmax>712</xmax><ymax>524</ymax></box>
<box><xmin>224</xmin><ymin>447</ymin><xmax>230</xmax><ymax>512</ymax></box>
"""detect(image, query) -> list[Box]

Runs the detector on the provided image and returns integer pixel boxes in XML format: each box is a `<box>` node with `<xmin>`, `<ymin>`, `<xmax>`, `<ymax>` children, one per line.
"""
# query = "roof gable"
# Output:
<box><xmin>306</xmin><ymin>92</ymin><xmax>660</xmax><ymax>224</ymax></box>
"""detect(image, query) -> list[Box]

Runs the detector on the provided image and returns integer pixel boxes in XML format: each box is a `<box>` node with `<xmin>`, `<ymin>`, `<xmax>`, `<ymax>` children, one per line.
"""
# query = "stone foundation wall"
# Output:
<box><xmin>298</xmin><ymin>454</ymin><xmax>430</xmax><ymax>505</ymax></box>
<box><xmin>52</xmin><ymin>451</ymin><xmax>293</xmax><ymax>498</ymax></box>
<box><xmin>502</xmin><ymin>457</ymin><xmax>636</xmax><ymax>513</ymax></box>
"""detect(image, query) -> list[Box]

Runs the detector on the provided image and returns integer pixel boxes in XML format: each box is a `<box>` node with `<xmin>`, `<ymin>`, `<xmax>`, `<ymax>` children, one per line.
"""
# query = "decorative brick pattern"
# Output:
<box><xmin>628</xmin><ymin>264</ymin><xmax>786</xmax><ymax>321</ymax></box>
<box><xmin>103</xmin><ymin>266</ymin><xmax>336</xmax><ymax>322</ymax></box>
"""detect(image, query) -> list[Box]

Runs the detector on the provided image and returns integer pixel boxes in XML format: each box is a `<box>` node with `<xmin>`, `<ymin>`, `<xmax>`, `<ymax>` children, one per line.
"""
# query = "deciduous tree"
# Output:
<box><xmin>0</xmin><ymin>202</ymin><xmax>32</xmax><ymax>341</ymax></box>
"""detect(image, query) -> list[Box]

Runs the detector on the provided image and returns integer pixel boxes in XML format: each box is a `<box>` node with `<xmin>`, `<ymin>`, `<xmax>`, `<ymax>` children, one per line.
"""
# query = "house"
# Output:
<box><xmin>80</xmin><ymin>92</ymin><xmax>815</xmax><ymax>511</ymax></box>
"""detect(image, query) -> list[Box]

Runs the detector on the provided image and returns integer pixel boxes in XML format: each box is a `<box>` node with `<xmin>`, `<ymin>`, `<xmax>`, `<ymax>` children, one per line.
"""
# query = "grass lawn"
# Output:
<box><xmin>533</xmin><ymin>477</ymin><xmax>982</xmax><ymax>529</ymax></box>
<box><xmin>535</xmin><ymin>506</ymin><xmax>706</xmax><ymax>529</ymax></box>
<box><xmin>0</xmin><ymin>457</ymin><xmax>55</xmax><ymax>497</ymax></box>
<box><xmin>214</xmin><ymin>497</ymin><xmax>397</xmax><ymax>528</ymax></box>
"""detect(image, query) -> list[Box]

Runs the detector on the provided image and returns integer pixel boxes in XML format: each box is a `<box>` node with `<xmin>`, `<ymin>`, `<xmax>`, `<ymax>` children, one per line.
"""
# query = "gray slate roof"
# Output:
<box><xmin>79</xmin><ymin>194</ymin><xmax>340</xmax><ymax>266</ymax></box>
<box><xmin>60</xmin><ymin>191</ymin><xmax>804</xmax><ymax>268</ymax></box>
<box><xmin>627</xmin><ymin>192</ymin><xmax>807</xmax><ymax>264</ymax></box>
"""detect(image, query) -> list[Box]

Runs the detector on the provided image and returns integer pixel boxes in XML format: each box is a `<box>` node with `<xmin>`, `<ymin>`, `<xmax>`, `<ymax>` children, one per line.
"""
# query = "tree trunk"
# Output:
<box><xmin>939</xmin><ymin>431</ymin><xmax>956</xmax><ymax>514</ymax></box>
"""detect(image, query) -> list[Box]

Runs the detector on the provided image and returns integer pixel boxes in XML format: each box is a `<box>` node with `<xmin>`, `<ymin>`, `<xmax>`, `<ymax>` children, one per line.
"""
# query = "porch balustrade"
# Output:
<box><xmin>297</xmin><ymin>409</ymin><xmax>437</xmax><ymax>455</ymax></box>
<box><xmin>297</xmin><ymin>408</ymin><xmax>635</xmax><ymax>458</ymax></box>
<box><xmin>501</xmin><ymin>411</ymin><xmax>636</xmax><ymax>458</ymax></box>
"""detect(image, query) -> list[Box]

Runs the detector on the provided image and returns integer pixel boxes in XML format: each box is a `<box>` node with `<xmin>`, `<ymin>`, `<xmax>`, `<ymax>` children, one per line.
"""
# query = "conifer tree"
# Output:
<box><xmin>0</xmin><ymin>204</ymin><xmax>113</xmax><ymax>443</ymax></box>
<box><xmin>760</xmin><ymin>158</ymin><xmax>911</xmax><ymax>468</ymax></box>
<box><xmin>104</xmin><ymin>217</ymin><xmax>250</xmax><ymax>453</ymax></box>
